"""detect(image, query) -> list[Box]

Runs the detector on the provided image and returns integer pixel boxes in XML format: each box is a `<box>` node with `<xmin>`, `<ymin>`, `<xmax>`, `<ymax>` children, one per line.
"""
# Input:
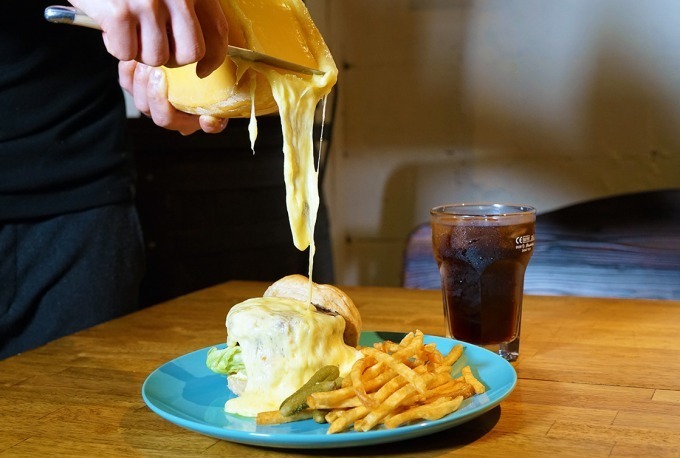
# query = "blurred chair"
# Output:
<box><xmin>402</xmin><ymin>189</ymin><xmax>680</xmax><ymax>300</ymax></box>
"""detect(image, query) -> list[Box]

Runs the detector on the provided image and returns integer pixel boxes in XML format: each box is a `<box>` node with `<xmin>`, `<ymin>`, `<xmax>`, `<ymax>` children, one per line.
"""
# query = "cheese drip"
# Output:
<box><xmin>224</xmin><ymin>297</ymin><xmax>361</xmax><ymax>416</ymax></box>
<box><xmin>266</xmin><ymin>71</ymin><xmax>320</xmax><ymax>260</ymax></box>
<box><xmin>236</xmin><ymin>63</ymin><xmax>333</xmax><ymax>290</ymax></box>
<box><xmin>225</xmin><ymin>0</ymin><xmax>337</xmax><ymax>284</ymax></box>
<box><xmin>164</xmin><ymin>0</ymin><xmax>338</xmax><ymax>286</ymax></box>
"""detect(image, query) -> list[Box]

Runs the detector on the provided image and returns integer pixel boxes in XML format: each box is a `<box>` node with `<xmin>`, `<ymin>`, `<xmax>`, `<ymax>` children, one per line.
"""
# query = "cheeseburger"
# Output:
<box><xmin>207</xmin><ymin>275</ymin><xmax>362</xmax><ymax>417</ymax></box>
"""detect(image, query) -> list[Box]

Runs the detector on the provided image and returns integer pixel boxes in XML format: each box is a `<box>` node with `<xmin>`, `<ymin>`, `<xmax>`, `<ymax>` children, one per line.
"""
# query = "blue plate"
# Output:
<box><xmin>141</xmin><ymin>331</ymin><xmax>516</xmax><ymax>449</ymax></box>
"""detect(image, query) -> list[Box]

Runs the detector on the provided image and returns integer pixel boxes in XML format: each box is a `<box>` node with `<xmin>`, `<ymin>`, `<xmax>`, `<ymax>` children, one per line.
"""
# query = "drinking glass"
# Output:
<box><xmin>430</xmin><ymin>203</ymin><xmax>535</xmax><ymax>361</ymax></box>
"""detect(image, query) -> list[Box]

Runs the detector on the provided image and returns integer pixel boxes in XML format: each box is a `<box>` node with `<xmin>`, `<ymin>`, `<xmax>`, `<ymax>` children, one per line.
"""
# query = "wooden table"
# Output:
<box><xmin>1</xmin><ymin>281</ymin><xmax>679</xmax><ymax>456</ymax></box>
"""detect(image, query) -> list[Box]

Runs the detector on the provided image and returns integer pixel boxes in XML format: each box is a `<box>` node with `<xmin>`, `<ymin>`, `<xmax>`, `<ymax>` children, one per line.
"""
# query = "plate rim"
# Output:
<box><xmin>141</xmin><ymin>331</ymin><xmax>517</xmax><ymax>449</ymax></box>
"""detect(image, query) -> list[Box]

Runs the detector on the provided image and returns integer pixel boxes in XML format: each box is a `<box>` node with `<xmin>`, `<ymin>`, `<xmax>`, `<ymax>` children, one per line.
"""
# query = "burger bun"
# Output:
<box><xmin>264</xmin><ymin>275</ymin><xmax>362</xmax><ymax>347</ymax></box>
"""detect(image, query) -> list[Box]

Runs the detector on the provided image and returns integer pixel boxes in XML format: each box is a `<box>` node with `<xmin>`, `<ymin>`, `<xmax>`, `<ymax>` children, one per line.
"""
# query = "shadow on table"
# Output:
<box><xmin>292</xmin><ymin>405</ymin><xmax>501</xmax><ymax>457</ymax></box>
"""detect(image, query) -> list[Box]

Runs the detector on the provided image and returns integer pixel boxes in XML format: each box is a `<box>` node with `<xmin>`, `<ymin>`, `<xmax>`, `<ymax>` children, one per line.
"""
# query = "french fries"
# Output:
<box><xmin>256</xmin><ymin>330</ymin><xmax>486</xmax><ymax>434</ymax></box>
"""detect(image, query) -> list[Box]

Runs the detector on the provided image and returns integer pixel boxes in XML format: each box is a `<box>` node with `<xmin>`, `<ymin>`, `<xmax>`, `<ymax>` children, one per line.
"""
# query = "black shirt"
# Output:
<box><xmin>0</xmin><ymin>1</ymin><xmax>134</xmax><ymax>220</ymax></box>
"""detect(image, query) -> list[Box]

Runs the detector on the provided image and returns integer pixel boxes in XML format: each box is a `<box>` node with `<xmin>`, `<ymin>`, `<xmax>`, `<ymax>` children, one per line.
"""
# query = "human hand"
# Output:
<box><xmin>119</xmin><ymin>60</ymin><xmax>228</xmax><ymax>135</ymax></box>
<box><xmin>68</xmin><ymin>0</ymin><xmax>228</xmax><ymax>77</ymax></box>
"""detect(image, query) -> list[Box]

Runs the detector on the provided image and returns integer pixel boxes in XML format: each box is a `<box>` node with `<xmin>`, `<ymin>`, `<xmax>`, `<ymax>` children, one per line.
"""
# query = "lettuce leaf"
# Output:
<box><xmin>206</xmin><ymin>345</ymin><xmax>245</xmax><ymax>375</ymax></box>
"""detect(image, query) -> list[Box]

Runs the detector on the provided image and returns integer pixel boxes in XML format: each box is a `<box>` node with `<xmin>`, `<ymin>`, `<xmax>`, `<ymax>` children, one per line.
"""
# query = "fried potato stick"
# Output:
<box><xmin>350</xmin><ymin>357</ymin><xmax>377</xmax><ymax>408</ymax></box>
<box><xmin>354</xmin><ymin>383</ymin><xmax>418</xmax><ymax>432</ymax></box>
<box><xmin>256</xmin><ymin>410</ymin><xmax>314</xmax><ymax>425</ymax></box>
<box><xmin>384</xmin><ymin>396</ymin><xmax>464</xmax><ymax>429</ymax></box>
<box><xmin>444</xmin><ymin>344</ymin><xmax>464</xmax><ymax>366</ymax></box>
<box><xmin>327</xmin><ymin>405</ymin><xmax>370</xmax><ymax>434</ymax></box>
<box><xmin>360</xmin><ymin>347</ymin><xmax>427</xmax><ymax>394</ymax></box>
<box><xmin>461</xmin><ymin>365</ymin><xmax>486</xmax><ymax>394</ymax></box>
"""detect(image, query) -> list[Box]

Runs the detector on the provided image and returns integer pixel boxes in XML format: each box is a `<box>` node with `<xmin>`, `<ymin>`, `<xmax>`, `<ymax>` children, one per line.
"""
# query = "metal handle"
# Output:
<box><xmin>44</xmin><ymin>5</ymin><xmax>100</xmax><ymax>29</ymax></box>
<box><xmin>43</xmin><ymin>5</ymin><xmax>324</xmax><ymax>76</ymax></box>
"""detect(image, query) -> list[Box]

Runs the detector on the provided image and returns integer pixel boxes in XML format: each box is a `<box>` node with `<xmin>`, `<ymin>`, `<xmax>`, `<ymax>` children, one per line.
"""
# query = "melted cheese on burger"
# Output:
<box><xmin>224</xmin><ymin>297</ymin><xmax>361</xmax><ymax>417</ymax></box>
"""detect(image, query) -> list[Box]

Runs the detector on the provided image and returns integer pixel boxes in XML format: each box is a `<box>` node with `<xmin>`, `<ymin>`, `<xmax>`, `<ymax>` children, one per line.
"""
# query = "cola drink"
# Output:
<box><xmin>431</xmin><ymin>204</ymin><xmax>535</xmax><ymax>354</ymax></box>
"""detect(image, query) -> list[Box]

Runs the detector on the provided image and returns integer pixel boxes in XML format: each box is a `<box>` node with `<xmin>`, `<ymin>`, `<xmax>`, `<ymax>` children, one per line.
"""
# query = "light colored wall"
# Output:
<box><xmin>308</xmin><ymin>0</ymin><xmax>680</xmax><ymax>287</ymax></box>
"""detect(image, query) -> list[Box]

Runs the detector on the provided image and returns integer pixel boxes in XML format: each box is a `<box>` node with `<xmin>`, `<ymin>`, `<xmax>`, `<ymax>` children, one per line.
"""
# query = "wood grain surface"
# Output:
<box><xmin>1</xmin><ymin>281</ymin><xmax>679</xmax><ymax>457</ymax></box>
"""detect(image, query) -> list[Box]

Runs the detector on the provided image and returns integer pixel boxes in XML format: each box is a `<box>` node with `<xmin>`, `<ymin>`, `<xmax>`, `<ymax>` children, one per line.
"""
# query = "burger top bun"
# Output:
<box><xmin>264</xmin><ymin>275</ymin><xmax>362</xmax><ymax>347</ymax></box>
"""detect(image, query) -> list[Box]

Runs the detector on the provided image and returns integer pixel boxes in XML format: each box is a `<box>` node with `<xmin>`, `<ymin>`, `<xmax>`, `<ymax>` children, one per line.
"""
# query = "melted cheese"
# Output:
<box><xmin>224</xmin><ymin>297</ymin><xmax>361</xmax><ymax>417</ymax></box>
<box><xmin>232</xmin><ymin>0</ymin><xmax>337</xmax><ymax>258</ymax></box>
<box><xmin>164</xmin><ymin>0</ymin><xmax>338</xmax><ymax>276</ymax></box>
<box><xmin>265</xmin><ymin>70</ymin><xmax>323</xmax><ymax>254</ymax></box>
